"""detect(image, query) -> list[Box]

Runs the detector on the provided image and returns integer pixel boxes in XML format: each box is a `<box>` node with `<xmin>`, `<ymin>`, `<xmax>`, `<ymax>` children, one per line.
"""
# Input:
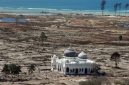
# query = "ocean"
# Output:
<box><xmin>0</xmin><ymin>0</ymin><xmax>129</xmax><ymax>15</ymax></box>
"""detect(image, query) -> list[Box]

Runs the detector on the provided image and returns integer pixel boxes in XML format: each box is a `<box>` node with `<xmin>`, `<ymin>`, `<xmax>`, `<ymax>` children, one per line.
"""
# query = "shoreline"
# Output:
<box><xmin>0</xmin><ymin>8</ymin><xmax>129</xmax><ymax>16</ymax></box>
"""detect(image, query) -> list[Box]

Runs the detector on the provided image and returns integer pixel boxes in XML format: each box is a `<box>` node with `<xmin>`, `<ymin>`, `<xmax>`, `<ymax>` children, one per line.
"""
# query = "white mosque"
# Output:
<box><xmin>51</xmin><ymin>48</ymin><xmax>98</xmax><ymax>75</ymax></box>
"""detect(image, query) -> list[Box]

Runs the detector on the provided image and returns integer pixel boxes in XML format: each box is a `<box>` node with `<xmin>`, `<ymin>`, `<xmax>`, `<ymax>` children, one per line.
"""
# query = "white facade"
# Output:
<box><xmin>51</xmin><ymin>48</ymin><xmax>97</xmax><ymax>75</ymax></box>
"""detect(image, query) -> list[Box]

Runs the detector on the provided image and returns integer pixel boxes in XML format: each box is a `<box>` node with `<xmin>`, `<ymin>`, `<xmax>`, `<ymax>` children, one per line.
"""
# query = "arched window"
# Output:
<box><xmin>70</xmin><ymin>69</ymin><xmax>73</xmax><ymax>73</ymax></box>
<box><xmin>85</xmin><ymin>68</ymin><xmax>87</xmax><ymax>74</ymax></box>
<box><xmin>82</xmin><ymin>68</ymin><xmax>83</xmax><ymax>72</ymax></box>
<box><xmin>59</xmin><ymin>66</ymin><xmax>61</xmax><ymax>71</ymax></box>
<box><xmin>66</xmin><ymin>67</ymin><xmax>69</xmax><ymax>73</ymax></box>
<box><xmin>75</xmin><ymin>68</ymin><xmax>78</xmax><ymax>74</ymax></box>
<box><xmin>79</xmin><ymin>68</ymin><xmax>82</xmax><ymax>72</ymax></box>
<box><xmin>73</xmin><ymin>69</ymin><xmax>75</xmax><ymax>72</ymax></box>
<box><xmin>89</xmin><ymin>69</ymin><xmax>91</xmax><ymax>74</ymax></box>
<box><xmin>58</xmin><ymin>65</ymin><xmax>60</xmax><ymax>71</ymax></box>
<box><xmin>91</xmin><ymin>69</ymin><xmax>94</xmax><ymax>73</ymax></box>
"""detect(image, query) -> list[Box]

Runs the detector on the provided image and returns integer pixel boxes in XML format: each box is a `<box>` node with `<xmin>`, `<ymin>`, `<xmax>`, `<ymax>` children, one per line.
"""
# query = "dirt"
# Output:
<box><xmin>0</xmin><ymin>14</ymin><xmax>129</xmax><ymax>85</ymax></box>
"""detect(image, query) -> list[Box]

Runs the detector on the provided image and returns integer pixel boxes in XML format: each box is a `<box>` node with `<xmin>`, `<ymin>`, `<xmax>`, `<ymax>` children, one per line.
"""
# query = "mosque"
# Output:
<box><xmin>51</xmin><ymin>48</ymin><xmax>98</xmax><ymax>75</ymax></box>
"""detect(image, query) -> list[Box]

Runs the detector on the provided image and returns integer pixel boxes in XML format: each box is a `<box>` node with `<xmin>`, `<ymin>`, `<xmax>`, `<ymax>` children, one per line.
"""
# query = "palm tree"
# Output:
<box><xmin>114</xmin><ymin>3</ymin><xmax>118</xmax><ymax>16</ymax></box>
<box><xmin>101</xmin><ymin>0</ymin><xmax>106</xmax><ymax>16</ymax></box>
<box><xmin>110</xmin><ymin>52</ymin><xmax>121</xmax><ymax>68</ymax></box>
<box><xmin>118</xmin><ymin>3</ymin><xmax>122</xmax><ymax>16</ymax></box>
<box><xmin>125</xmin><ymin>3</ymin><xmax>129</xmax><ymax>16</ymax></box>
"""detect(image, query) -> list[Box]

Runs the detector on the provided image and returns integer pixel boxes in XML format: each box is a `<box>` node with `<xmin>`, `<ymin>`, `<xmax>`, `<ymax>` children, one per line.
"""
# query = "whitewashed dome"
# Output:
<box><xmin>78</xmin><ymin>51</ymin><xmax>87</xmax><ymax>59</ymax></box>
<box><xmin>64</xmin><ymin>48</ymin><xmax>77</xmax><ymax>57</ymax></box>
<box><xmin>52</xmin><ymin>55</ymin><xmax>57</xmax><ymax>59</ymax></box>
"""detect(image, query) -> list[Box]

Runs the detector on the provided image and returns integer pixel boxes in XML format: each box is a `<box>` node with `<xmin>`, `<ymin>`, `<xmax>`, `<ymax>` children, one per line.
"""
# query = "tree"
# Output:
<box><xmin>119</xmin><ymin>35</ymin><xmax>123</xmax><ymax>41</ymax></box>
<box><xmin>2</xmin><ymin>64</ymin><xmax>21</xmax><ymax>75</ymax></box>
<box><xmin>114</xmin><ymin>3</ymin><xmax>118</xmax><ymax>16</ymax></box>
<box><xmin>28</xmin><ymin>64</ymin><xmax>36</xmax><ymax>74</ymax></box>
<box><xmin>93</xmin><ymin>64</ymin><xmax>101</xmax><ymax>74</ymax></box>
<box><xmin>101</xmin><ymin>0</ymin><xmax>106</xmax><ymax>16</ymax></box>
<box><xmin>2</xmin><ymin>64</ymin><xmax>10</xmax><ymax>74</ymax></box>
<box><xmin>40</xmin><ymin>32</ymin><xmax>47</xmax><ymax>43</ymax></box>
<box><xmin>125</xmin><ymin>3</ymin><xmax>129</xmax><ymax>16</ymax></box>
<box><xmin>10</xmin><ymin>64</ymin><xmax>21</xmax><ymax>74</ymax></box>
<box><xmin>119</xmin><ymin>35</ymin><xmax>123</xmax><ymax>44</ymax></box>
<box><xmin>110</xmin><ymin>52</ymin><xmax>121</xmax><ymax>68</ymax></box>
<box><xmin>118</xmin><ymin>3</ymin><xmax>122</xmax><ymax>16</ymax></box>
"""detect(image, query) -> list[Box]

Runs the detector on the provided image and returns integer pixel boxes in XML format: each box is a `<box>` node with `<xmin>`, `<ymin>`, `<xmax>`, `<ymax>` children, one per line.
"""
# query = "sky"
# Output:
<box><xmin>0</xmin><ymin>0</ymin><xmax>128</xmax><ymax>10</ymax></box>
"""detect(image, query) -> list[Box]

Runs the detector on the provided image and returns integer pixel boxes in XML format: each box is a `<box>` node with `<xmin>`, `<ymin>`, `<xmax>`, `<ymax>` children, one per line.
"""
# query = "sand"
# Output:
<box><xmin>0</xmin><ymin>14</ymin><xmax>129</xmax><ymax>85</ymax></box>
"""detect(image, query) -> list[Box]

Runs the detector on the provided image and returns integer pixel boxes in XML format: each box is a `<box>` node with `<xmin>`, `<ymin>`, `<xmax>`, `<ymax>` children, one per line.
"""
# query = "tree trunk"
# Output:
<box><xmin>125</xmin><ymin>9</ymin><xmax>127</xmax><ymax>16</ymax></box>
<box><xmin>102</xmin><ymin>10</ymin><xmax>104</xmax><ymax>16</ymax></box>
<box><xmin>115</xmin><ymin>61</ymin><xmax>118</xmax><ymax>68</ymax></box>
<box><xmin>119</xmin><ymin>10</ymin><xmax>121</xmax><ymax>16</ymax></box>
<box><xmin>125</xmin><ymin>10</ymin><xmax>126</xmax><ymax>16</ymax></box>
<box><xmin>115</xmin><ymin>11</ymin><xmax>117</xmax><ymax>16</ymax></box>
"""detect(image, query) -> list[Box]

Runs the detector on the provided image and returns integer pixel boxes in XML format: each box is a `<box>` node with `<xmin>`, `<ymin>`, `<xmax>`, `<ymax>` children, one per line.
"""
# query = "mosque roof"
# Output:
<box><xmin>53</xmin><ymin>48</ymin><xmax>95</xmax><ymax>65</ymax></box>
<box><xmin>64</xmin><ymin>48</ymin><xmax>77</xmax><ymax>57</ymax></box>
<box><xmin>78</xmin><ymin>51</ymin><xmax>87</xmax><ymax>59</ymax></box>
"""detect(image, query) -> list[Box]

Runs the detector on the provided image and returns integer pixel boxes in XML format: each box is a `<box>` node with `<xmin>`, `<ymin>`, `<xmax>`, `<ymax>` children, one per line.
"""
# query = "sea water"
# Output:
<box><xmin>0</xmin><ymin>0</ymin><xmax>129</xmax><ymax>15</ymax></box>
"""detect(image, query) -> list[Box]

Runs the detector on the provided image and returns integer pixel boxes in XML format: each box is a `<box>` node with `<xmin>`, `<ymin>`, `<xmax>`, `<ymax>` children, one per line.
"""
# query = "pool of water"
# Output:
<box><xmin>0</xmin><ymin>18</ymin><xmax>16</xmax><ymax>23</ymax></box>
<box><xmin>0</xmin><ymin>17</ymin><xmax>28</xmax><ymax>23</ymax></box>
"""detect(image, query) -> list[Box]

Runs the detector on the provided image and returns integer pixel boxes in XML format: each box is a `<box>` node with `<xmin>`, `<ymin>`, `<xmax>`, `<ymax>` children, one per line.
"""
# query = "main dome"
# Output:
<box><xmin>78</xmin><ymin>51</ymin><xmax>87</xmax><ymax>59</ymax></box>
<box><xmin>64</xmin><ymin>48</ymin><xmax>77</xmax><ymax>57</ymax></box>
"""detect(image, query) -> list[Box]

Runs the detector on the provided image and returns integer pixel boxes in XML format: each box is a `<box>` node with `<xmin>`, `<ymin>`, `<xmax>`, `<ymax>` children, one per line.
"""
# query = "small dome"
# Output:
<box><xmin>53</xmin><ymin>55</ymin><xmax>57</xmax><ymax>58</ymax></box>
<box><xmin>78</xmin><ymin>51</ymin><xmax>87</xmax><ymax>59</ymax></box>
<box><xmin>64</xmin><ymin>48</ymin><xmax>77</xmax><ymax>57</ymax></box>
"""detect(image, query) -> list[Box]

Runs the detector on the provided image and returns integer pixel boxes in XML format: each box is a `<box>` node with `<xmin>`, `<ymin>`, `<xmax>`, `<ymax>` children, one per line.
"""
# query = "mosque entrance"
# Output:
<box><xmin>75</xmin><ymin>68</ymin><xmax>78</xmax><ymax>74</ymax></box>
<box><xmin>85</xmin><ymin>68</ymin><xmax>87</xmax><ymax>74</ymax></box>
<box><xmin>66</xmin><ymin>67</ymin><xmax>69</xmax><ymax>73</ymax></box>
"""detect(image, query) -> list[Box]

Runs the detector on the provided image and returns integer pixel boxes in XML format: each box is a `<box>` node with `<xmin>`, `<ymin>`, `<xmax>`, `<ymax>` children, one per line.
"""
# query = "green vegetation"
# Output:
<box><xmin>125</xmin><ymin>4</ymin><xmax>129</xmax><ymax>16</ymax></box>
<box><xmin>40</xmin><ymin>32</ymin><xmax>47</xmax><ymax>43</ymax></box>
<box><xmin>100</xmin><ymin>1</ymin><xmax>129</xmax><ymax>16</ymax></box>
<box><xmin>119</xmin><ymin>35</ymin><xmax>123</xmax><ymax>41</ymax></box>
<box><xmin>110</xmin><ymin>52</ymin><xmax>121</xmax><ymax>68</ymax></box>
<box><xmin>2</xmin><ymin>64</ymin><xmax>21</xmax><ymax>74</ymax></box>
<box><xmin>118</xmin><ymin>3</ymin><xmax>122</xmax><ymax>16</ymax></box>
<box><xmin>101</xmin><ymin>0</ymin><xmax>106</xmax><ymax>15</ymax></box>
<box><xmin>114</xmin><ymin>3</ymin><xmax>118</xmax><ymax>16</ymax></box>
<box><xmin>28</xmin><ymin>64</ymin><xmax>36</xmax><ymax>74</ymax></box>
<box><xmin>93</xmin><ymin>64</ymin><xmax>101</xmax><ymax>74</ymax></box>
